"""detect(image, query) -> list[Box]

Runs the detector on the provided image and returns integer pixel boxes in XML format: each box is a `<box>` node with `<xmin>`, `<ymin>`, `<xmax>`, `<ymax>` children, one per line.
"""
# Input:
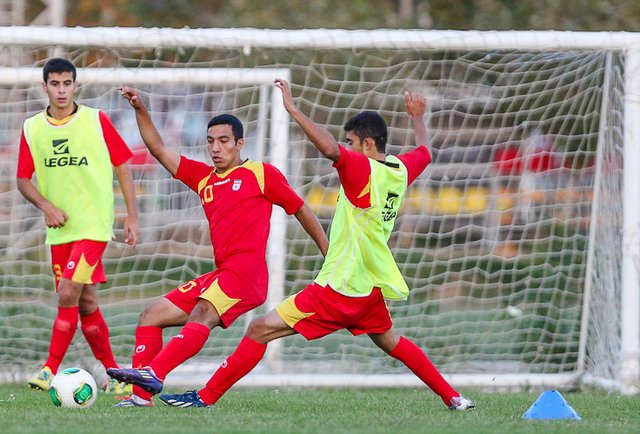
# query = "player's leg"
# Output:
<box><xmin>78</xmin><ymin>284</ymin><xmax>118</xmax><ymax>371</ymax></box>
<box><xmin>28</xmin><ymin>242</ymin><xmax>83</xmax><ymax>391</ymax></box>
<box><xmin>145</xmin><ymin>297</ymin><xmax>221</xmax><ymax>382</ymax></box>
<box><xmin>368</xmin><ymin>329</ymin><xmax>474</xmax><ymax>410</ymax></box>
<box><xmin>107</xmin><ymin>296</ymin><xmax>216</xmax><ymax>396</ymax></box>
<box><xmin>134</xmin><ymin>297</ymin><xmax>188</xmax><ymax>378</ymax></box>
<box><xmin>57</xmin><ymin>240</ymin><xmax>126</xmax><ymax>392</ymax></box>
<box><xmin>50</xmin><ymin>240</ymin><xmax>113</xmax><ymax>370</ymax></box>
<box><xmin>47</xmin><ymin>277</ymin><xmax>84</xmax><ymax>368</ymax></box>
<box><xmin>115</xmin><ymin>297</ymin><xmax>189</xmax><ymax>407</ymax></box>
<box><xmin>78</xmin><ymin>284</ymin><xmax>132</xmax><ymax>395</ymax></box>
<box><xmin>28</xmin><ymin>277</ymin><xmax>83</xmax><ymax>391</ymax></box>
<box><xmin>161</xmin><ymin>309</ymin><xmax>296</xmax><ymax>408</ymax></box>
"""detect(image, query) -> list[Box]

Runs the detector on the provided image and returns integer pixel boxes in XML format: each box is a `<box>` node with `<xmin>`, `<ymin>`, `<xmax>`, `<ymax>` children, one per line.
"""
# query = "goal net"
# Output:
<box><xmin>0</xmin><ymin>27</ymin><xmax>637</xmax><ymax>394</ymax></box>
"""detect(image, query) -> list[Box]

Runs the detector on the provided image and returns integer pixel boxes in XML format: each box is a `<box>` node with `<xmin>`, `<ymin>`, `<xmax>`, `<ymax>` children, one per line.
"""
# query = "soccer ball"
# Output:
<box><xmin>49</xmin><ymin>367</ymin><xmax>97</xmax><ymax>408</ymax></box>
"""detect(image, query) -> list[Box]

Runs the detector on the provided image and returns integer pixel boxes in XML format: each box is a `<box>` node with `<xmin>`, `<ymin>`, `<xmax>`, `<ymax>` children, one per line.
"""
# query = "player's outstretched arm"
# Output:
<box><xmin>404</xmin><ymin>91</ymin><xmax>428</xmax><ymax>149</ymax></box>
<box><xmin>119</xmin><ymin>86</ymin><xmax>180</xmax><ymax>176</ymax></box>
<box><xmin>113</xmin><ymin>163</ymin><xmax>140</xmax><ymax>247</ymax></box>
<box><xmin>294</xmin><ymin>204</ymin><xmax>329</xmax><ymax>257</ymax></box>
<box><xmin>274</xmin><ymin>78</ymin><xmax>341</xmax><ymax>162</ymax></box>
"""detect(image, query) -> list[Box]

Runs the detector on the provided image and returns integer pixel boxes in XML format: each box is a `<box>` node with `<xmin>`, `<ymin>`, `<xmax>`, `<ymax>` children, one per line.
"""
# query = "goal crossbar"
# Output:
<box><xmin>1</xmin><ymin>26</ymin><xmax>640</xmax><ymax>50</ymax></box>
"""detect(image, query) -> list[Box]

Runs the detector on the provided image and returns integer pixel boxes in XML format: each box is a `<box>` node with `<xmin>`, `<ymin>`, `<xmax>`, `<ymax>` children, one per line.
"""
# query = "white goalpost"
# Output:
<box><xmin>0</xmin><ymin>27</ymin><xmax>638</xmax><ymax>395</ymax></box>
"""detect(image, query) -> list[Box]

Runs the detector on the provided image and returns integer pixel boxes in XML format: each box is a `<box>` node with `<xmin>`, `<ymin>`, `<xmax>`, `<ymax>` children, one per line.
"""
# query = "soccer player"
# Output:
<box><xmin>17</xmin><ymin>58</ymin><xmax>140</xmax><ymax>393</ymax></box>
<box><xmin>106</xmin><ymin>87</ymin><xmax>328</xmax><ymax>407</ymax></box>
<box><xmin>156</xmin><ymin>79</ymin><xmax>476</xmax><ymax>411</ymax></box>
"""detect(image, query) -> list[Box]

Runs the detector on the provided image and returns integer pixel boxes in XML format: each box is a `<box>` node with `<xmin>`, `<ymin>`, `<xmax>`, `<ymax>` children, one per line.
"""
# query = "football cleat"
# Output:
<box><xmin>112</xmin><ymin>394</ymin><xmax>155</xmax><ymax>408</ymax></box>
<box><xmin>159</xmin><ymin>390</ymin><xmax>210</xmax><ymax>408</ymax></box>
<box><xmin>103</xmin><ymin>378</ymin><xmax>133</xmax><ymax>395</ymax></box>
<box><xmin>449</xmin><ymin>395</ymin><xmax>476</xmax><ymax>411</ymax></box>
<box><xmin>28</xmin><ymin>366</ymin><xmax>54</xmax><ymax>391</ymax></box>
<box><xmin>106</xmin><ymin>367</ymin><xmax>163</xmax><ymax>395</ymax></box>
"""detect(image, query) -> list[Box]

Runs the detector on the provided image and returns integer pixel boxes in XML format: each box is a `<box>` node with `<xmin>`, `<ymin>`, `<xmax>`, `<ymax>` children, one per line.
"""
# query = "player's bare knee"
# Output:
<box><xmin>245</xmin><ymin>317</ymin><xmax>272</xmax><ymax>342</ymax></box>
<box><xmin>57</xmin><ymin>291</ymin><xmax>78</xmax><ymax>308</ymax></box>
<box><xmin>369</xmin><ymin>330</ymin><xmax>401</xmax><ymax>354</ymax></box>
<box><xmin>137</xmin><ymin>306</ymin><xmax>155</xmax><ymax>326</ymax></box>
<box><xmin>78</xmin><ymin>298</ymin><xmax>98</xmax><ymax>315</ymax></box>
<box><xmin>189</xmin><ymin>300</ymin><xmax>221</xmax><ymax>329</ymax></box>
<box><xmin>57</xmin><ymin>280</ymin><xmax>83</xmax><ymax>307</ymax></box>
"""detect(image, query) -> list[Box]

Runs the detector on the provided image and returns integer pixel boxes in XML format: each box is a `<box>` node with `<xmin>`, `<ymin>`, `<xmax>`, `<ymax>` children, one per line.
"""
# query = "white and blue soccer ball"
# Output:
<box><xmin>49</xmin><ymin>367</ymin><xmax>97</xmax><ymax>408</ymax></box>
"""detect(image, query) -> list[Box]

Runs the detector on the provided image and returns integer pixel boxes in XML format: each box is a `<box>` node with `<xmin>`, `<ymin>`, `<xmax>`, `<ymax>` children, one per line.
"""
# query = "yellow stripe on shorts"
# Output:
<box><xmin>199</xmin><ymin>278</ymin><xmax>241</xmax><ymax>316</ymax></box>
<box><xmin>276</xmin><ymin>293</ymin><xmax>314</xmax><ymax>328</ymax></box>
<box><xmin>71</xmin><ymin>253</ymin><xmax>96</xmax><ymax>284</ymax></box>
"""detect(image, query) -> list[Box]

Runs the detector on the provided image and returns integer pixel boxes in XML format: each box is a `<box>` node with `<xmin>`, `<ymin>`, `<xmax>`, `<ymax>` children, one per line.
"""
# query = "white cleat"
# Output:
<box><xmin>449</xmin><ymin>395</ymin><xmax>476</xmax><ymax>411</ymax></box>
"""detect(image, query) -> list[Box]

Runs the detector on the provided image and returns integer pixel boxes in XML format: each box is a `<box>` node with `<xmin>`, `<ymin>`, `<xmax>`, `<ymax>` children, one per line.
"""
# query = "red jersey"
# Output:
<box><xmin>16</xmin><ymin>110</ymin><xmax>132</xmax><ymax>179</ymax></box>
<box><xmin>333</xmin><ymin>144</ymin><xmax>432</xmax><ymax>208</ymax></box>
<box><xmin>174</xmin><ymin>156</ymin><xmax>304</xmax><ymax>268</ymax></box>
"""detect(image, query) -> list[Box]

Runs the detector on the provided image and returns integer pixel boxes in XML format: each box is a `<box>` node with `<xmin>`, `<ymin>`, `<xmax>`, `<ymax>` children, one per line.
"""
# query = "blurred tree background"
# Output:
<box><xmin>22</xmin><ymin>0</ymin><xmax>640</xmax><ymax>30</ymax></box>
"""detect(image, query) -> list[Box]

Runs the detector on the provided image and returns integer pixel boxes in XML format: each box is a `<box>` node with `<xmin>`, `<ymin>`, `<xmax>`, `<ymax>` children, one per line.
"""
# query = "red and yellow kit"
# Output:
<box><xmin>278</xmin><ymin>144</ymin><xmax>432</xmax><ymax>338</ymax></box>
<box><xmin>165</xmin><ymin>156</ymin><xmax>304</xmax><ymax>327</ymax></box>
<box><xmin>16</xmin><ymin>108</ymin><xmax>132</xmax><ymax>286</ymax></box>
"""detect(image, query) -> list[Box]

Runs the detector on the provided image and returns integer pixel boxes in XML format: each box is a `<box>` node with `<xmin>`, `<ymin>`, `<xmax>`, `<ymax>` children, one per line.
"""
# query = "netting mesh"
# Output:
<box><xmin>0</xmin><ymin>30</ymin><xmax>625</xmax><ymax>387</ymax></box>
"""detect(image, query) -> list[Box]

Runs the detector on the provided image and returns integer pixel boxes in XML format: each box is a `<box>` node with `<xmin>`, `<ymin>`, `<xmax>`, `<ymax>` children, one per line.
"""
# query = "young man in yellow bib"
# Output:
<box><xmin>16</xmin><ymin>58</ymin><xmax>139</xmax><ymax>393</ymax></box>
<box><xmin>158</xmin><ymin>79</ymin><xmax>475</xmax><ymax>411</ymax></box>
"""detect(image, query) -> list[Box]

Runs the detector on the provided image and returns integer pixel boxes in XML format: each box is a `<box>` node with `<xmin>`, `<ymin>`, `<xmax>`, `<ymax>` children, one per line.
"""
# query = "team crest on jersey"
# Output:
<box><xmin>232</xmin><ymin>179</ymin><xmax>242</xmax><ymax>191</ymax></box>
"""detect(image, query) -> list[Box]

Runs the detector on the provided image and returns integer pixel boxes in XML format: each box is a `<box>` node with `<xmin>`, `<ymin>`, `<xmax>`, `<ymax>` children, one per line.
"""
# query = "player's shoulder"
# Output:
<box><xmin>398</xmin><ymin>144</ymin><xmax>430</xmax><ymax>158</ymax></box>
<box><xmin>243</xmin><ymin>159</ymin><xmax>284</xmax><ymax>176</ymax></box>
<box><xmin>241</xmin><ymin>160</ymin><xmax>292</xmax><ymax>190</ymax></box>
<box><xmin>24</xmin><ymin>110</ymin><xmax>45</xmax><ymax>123</ymax></box>
<box><xmin>76</xmin><ymin>104</ymin><xmax>100</xmax><ymax>116</ymax></box>
<box><xmin>181</xmin><ymin>155</ymin><xmax>214</xmax><ymax>173</ymax></box>
<box><xmin>260</xmin><ymin>160</ymin><xmax>281</xmax><ymax>171</ymax></box>
<box><xmin>338</xmin><ymin>144</ymin><xmax>369</xmax><ymax>164</ymax></box>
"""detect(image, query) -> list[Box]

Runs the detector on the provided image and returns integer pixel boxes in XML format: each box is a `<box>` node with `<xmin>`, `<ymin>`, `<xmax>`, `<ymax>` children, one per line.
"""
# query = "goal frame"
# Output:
<box><xmin>0</xmin><ymin>27</ymin><xmax>638</xmax><ymax>394</ymax></box>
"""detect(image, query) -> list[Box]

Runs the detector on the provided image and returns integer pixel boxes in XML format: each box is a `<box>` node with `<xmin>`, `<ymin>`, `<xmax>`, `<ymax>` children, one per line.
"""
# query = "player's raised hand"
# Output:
<box><xmin>274</xmin><ymin>78</ymin><xmax>296</xmax><ymax>113</ymax></box>
<box><xmin>404</xmin><ymin>91</ymin><xmax>426</xmax><ymax>119</ymax></box>
<box><xmin>119</xmin><ymin>86</ymin><xmax>146</xmax><ymax>111</ymax></box>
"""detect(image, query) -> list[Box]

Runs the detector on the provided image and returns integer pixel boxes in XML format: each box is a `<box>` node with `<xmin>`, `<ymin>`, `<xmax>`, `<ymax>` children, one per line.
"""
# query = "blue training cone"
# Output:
<box><xmin>522</xmin><ymin>390</ymin><xmax>582</xmax><ymax>420</ymax></box>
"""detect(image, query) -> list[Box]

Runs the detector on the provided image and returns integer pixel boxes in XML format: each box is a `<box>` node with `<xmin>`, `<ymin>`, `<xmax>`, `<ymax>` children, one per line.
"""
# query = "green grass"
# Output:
<box><xmin>0</xmin><ymin>386</ymin><xmax>639</xmax><ymax>434</ymax></box>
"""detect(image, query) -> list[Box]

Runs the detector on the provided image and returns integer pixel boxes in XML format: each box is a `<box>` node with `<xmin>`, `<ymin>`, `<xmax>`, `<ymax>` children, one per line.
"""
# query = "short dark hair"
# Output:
<box><xmin>344</xmin><ymin>111</ymin><xmax>388</xmax><ymax>153</ymax></box>
<box><xmin>207</xmin><ymin>114</ymin><xmax>244</xmax><ymax>140</ymax></box>
<box><xmin>42</xmin><ymin>58</ymin><xmax>77</xmax><ymax>83</ymax></box>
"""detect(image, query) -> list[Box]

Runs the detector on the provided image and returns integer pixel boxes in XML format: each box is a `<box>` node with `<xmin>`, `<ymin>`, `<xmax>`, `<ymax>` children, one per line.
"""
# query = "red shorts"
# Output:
<box><xmin>165</xmin><ymin>266</ymin><xmax>268</xmax><ymax>329</ymax></box>
<box><xmin>275</xmin><ymin>283</ymin><xmax>393</xmax><ymax>340</ymax></box>
<box><xmin>50</xmin><ymin>240</ymin><xmax>107</xmax><ymax>290</ymax></box>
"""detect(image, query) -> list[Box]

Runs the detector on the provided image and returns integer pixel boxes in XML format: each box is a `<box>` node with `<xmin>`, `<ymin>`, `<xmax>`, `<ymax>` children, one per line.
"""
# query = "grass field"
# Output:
<box><xmin>0</xmin><ymin>386</ymin><xmax>639</xmax><ymax>434</ymax></box>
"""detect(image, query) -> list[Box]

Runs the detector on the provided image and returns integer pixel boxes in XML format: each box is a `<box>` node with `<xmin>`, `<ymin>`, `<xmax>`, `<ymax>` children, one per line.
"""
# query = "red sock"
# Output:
<box><xmin>390</xmin><ymin>336</ymin><xmax>458</xmax><ymax>406</ymax></box>
<box><xmin>150</xmin><ymin>322</ymin><xmax>210</xmax><ymax>380</ymax></box>
<box><xmin>45</xmin><ymin>306</ymin><xmax>79</xmax><ymax>374</ymax></box>
<box><xmin>80</xmin><ymin>308</ymin><xmax>118</xmax><ymax>370</ymax></box>
<box><xmin>198</xmin><ymin>337</ymin><xmax>266</xmax><ymax>405</ymax></box>
<box><xmin>131</xmin><ymin>326</ymin><xmax>163</xmax><ymax>400</ymax></box>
